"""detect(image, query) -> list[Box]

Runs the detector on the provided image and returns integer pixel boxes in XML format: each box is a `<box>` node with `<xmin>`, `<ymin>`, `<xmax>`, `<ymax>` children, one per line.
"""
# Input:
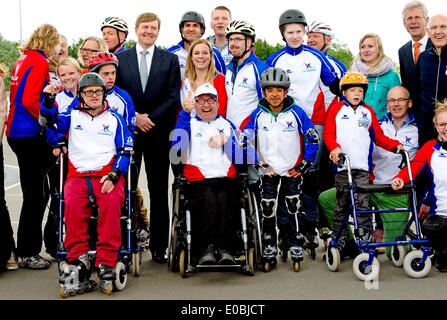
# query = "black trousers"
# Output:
<box><xmin>132</xmin><ymin>130</ymin><xmax>171</xmax><ymax>255</ymax></box>
<box><xmin>187</xmin><ymin>178</ymin><xmax>240</xmax><ymax>257</ymax></box>
<box><xmin>0</xmin><ymin>144</ymin><xmax>15</xmax><ymax>266</ymax></box>
<box><xmin>7</xmin><ymin>136</ymin><xmax>52</xmax><ymax>257</ymax></box>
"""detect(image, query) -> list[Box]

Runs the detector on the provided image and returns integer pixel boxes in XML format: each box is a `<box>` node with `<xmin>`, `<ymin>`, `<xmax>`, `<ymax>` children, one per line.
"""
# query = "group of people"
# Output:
<box><xmin>0</xmin><ymin>0</ymin><xmax>446</xmax><ymax>295</ymax></box>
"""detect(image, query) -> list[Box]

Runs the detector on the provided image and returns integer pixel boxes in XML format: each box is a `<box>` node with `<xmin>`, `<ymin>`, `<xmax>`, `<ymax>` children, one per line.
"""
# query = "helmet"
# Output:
<box><xmin>307</xmin><ymin>21</ymin><xmax>334</xmax><ymax>39</ymax></box>
<box><xmin>225</xmin><ymin>20</ymin><xmax>256</xmax><ymax>41</ymax></box>
<box><xmin>101</xmin><ymin>16</ymin><xmax>128</xmax><ymax>36</ymax></box>
<box><xmin>179</xmin><ymin>11</ymin><xmax>205</xmax><ymax>35</ymax></box>
<box><xmin>79</xmin><ymin>72</ymin><xmax>107</xmax><ymax>92</ymax></box>
<box><xmin>279</xmin><ymin>9</ymin><xmax>307</xmax><ymax>28</ymax></box>
<box><xmin>88</xmin><ymin>51</ymin><xmax>118</xmax><ymax>73</ymax></box>
<box><xmin>260</xmin><ymin>68</ymin><xmax>290</xmax><ymax>90</ymax></box>
<box><xmin>340</xmin><ymin>71</ymin><xmax>368</xmax><ymax>93</ymax></box>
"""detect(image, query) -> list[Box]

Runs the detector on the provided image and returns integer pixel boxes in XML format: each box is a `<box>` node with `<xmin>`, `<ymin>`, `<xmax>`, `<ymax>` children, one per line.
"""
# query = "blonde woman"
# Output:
<box><xmin>6</xmin><ymin>24</ymin><xmax>60</xmax><ymax>269</ymax></box>
<box><xmin>77</xmin><ymin>36</ymin><xmax>108</xmax><ymax>71</ymax></box>
<box><xmin>392</xmin><ymin>100</ymin><xmax>447</xmax><ymax>272</ymax></box>
<box><xmin>351</xmin><ymin>33</ymin><xmax>401</xmax><ymax>120</ymax></box>
<box><xmin>181</xmin><ymin>39</ymin><xmax>227</xmax><ymax>117</ymax></box>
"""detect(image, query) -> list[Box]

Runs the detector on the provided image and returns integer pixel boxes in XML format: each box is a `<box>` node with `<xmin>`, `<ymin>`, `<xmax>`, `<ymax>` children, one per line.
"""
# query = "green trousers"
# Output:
<box><xmin>318</xmin><ymin>188</ymin><xmax>410</xmax><ymax>257</ymax></box>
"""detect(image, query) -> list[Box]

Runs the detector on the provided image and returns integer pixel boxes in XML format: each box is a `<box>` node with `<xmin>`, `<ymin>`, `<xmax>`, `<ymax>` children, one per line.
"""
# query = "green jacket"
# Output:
<box><xmin>364</xmin><ymin>69</ymin><xmax>401</xmax><ymax>120</ymax></box>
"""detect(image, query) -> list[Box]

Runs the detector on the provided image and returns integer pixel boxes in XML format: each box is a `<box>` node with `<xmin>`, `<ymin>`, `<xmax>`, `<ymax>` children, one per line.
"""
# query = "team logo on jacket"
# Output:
<box><xmin>98</xmin><ymin>124</ymin><xmax>113</xmax><ymax>136</ymax></box>
<box><xmin>341</xmin><ymin>115</ymin><xmax>349</xmax><ymax>120</ymax></box>
<box><xmin>403</xmin><ymin>136</ymin><xmax>415</xmax><ymax>148</ymax></box>
<box><xmin>262</xmin><ymin>126</ymin><xmax>269</xmax><ymax>131</ymax></box>
<box><xmin>238</xmin><ymin>77</ymin><xmax>250</xmax><ymax>88</ymax></box>
<box><xmin>283</xmin><ymin>121</ymin><xmax>295</xmax><ymax>132</ymax></box>
<box><xmin>357</xmin><ymin>112</ymin><xmax>371</xmax><ymax>128</ymax></box>
<box><xmin>303</xmin><ymin>62</ymin><xmax>316</xmax><ymax>72</ymax></box>
<box><xmin>74</xmin><ymin>124</ymin><xmax>83</xmax><ymax>131</ymax></box>
<box><xmin>195</xmin><ymin>132</ymin><xmax>203</xmax><ymax>138</ymax></box>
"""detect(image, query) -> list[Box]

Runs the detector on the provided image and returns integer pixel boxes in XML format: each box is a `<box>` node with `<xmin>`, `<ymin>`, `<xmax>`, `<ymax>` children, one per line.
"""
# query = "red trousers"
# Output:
<box><xmin>64</xmin><ymin>176</ymin><xmax>124</xmax><ymax>267</ymax></box>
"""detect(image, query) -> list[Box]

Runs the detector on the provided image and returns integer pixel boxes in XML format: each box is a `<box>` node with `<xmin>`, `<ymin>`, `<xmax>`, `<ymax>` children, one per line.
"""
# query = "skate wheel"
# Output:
<box><xmin>113</xmin><ymin>262</ymin><xmax>127</xmax><ymax>291</ymax></box>
<box><xmin>263</xmin><ymin>262</ymin><xmax>271</xmax><ymax>273</ymax></box>
<box><xmin>179</xmin><ymin>249</ymin><xmax>187</xmax><ymax>278</ymax></box>
<box><xmin>131</xmin><ymin>252</ymin><xmax>140</xmax><ymax>276</ymax></box>
<box><xmin>352</xmin><ymin>253</ymin><xmax>380</xmax><ymax>281</ymax></box>
<box><xmin>391</xmin><ymin>245</ymin><xmax>407</xmax><ymax>268</ymax></box>
<box><xmin>403</xmin><ymin>250</ymin><xmax>431</xmax><ymax>278</ymax></box>
<box><xmin>293</xmin><ymin>261</ymin><xmax>300</xmax><ymax>272</ymax></box>
<box><xmin>59</xmin><ymin>287</ymin><xmax>68</xmax><ymax>299</ymax></box>
<box><xmin>103</xmin><ymin>282</ymin><xmax>113</xmax><ymax>295</ymax></box>
<box><xmin>326</xmin><ymin>247</ymin><xmax>340</xmax><ymax>272</ymax></box>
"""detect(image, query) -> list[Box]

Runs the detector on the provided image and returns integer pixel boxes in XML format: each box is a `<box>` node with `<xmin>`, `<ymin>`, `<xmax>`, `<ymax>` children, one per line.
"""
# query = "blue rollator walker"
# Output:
<box><xmin>167</xmin><ymin>172</ymin><xmax>263</xmax><ymax>277</ymax></box>
<box><xmin>56</xmin><ymin>153</ymin><xmax>143</xmax><ymax>298</ymax></box>
<box><xmin>325</xmin><ymin>150</ymin><xmax>432</xmax><ymax>280</ymax></box>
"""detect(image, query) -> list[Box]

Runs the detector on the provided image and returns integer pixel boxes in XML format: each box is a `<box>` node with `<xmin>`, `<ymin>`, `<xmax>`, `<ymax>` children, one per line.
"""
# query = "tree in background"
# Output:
<box><xmin>328</xmin><ymin>41</ymin><xmax>354</xmax><ymax>69</ymax></box>
<box><xmin>253</xmin><ymin>39</ymin><xmax>283</xmax><ymax>61</ymax></box>
<box><xmin>0</xmin><ymin>34</ymin><xmax>21</xmax><ymax>91</ymax></box>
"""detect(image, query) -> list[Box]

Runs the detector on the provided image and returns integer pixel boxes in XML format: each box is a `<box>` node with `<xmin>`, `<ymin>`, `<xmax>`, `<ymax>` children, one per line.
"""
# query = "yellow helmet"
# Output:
<box><xmin>340</xmin><ymin>71</ymin><xmax>368</xmax><ymax>93</ymax></box>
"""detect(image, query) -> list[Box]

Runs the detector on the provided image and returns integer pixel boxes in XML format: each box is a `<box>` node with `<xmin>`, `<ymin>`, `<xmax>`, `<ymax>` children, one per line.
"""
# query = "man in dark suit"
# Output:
<box><xmin>116</xmin><ymin>12</ymin><xmax>181</xmax><ymax>263</ymax></box>
<box><xmin>398</xmin><ymin>0</ymin><xmax>431</xmax><ymax>108</ymax></box>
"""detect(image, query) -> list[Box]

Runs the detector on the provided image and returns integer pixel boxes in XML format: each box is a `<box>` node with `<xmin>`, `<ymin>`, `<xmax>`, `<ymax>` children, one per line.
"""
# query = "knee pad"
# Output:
<box><xmin>286</xmin><ymin>195</ymin><xmax>301</xmax><ymax>215</ymax></box>
<box><xmin>422</xmin><ymin>215</ymin><xmax>447</xmax><ymax>247</ymax></box>
<box><xmin>261</xmin><ymin>198</ymin><xmax>276</xmax><ymax>218</ymax></box>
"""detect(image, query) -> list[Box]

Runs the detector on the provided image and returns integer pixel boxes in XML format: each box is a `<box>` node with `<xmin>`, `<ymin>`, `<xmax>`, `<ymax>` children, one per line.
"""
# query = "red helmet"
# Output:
<box><xmin>88</xmin><ymin>51</ymin><xmax>118</xmax><ymax>73</ymax></box>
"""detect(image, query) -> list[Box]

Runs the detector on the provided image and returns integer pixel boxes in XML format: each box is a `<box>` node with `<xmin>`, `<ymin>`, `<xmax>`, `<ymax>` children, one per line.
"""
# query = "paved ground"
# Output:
<box><xmin>1</xmin><ymin>142</ymin><xmax>446</xmax><ymax>302</ymax></box>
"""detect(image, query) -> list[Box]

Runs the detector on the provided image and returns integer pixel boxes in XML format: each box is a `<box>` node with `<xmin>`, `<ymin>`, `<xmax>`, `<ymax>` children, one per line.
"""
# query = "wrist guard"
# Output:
<box><xmin>105</xmin><ymin>168</ymin><xmax>121</xmax><ymax>185</ymax></box>
<box><xmin>295</xmin><ymin>159</ymin><xmax>311</xmax><ymax>175</ymax></box>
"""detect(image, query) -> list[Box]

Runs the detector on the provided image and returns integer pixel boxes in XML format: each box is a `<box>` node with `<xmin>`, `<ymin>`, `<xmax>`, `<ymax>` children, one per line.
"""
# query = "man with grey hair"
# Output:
<box><xmin>398</xmin><ymin>1</ymin><xmax>432</xmax><ymax>100</ymax></box>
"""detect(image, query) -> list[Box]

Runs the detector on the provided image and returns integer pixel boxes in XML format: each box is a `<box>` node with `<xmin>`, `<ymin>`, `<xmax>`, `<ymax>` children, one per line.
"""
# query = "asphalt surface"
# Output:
<box><xmin>0</xmin><ymin>142</ymin><xmax>446</xmax><ymax>302</ymax></box>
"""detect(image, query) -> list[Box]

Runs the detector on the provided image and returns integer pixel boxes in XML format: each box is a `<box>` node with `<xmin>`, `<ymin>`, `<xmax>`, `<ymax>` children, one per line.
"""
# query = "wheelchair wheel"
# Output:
<box><xmin>179</xmin><ymin>249</ymin><xmax>187</xmax><ymax>278</ymax></box>
<box><xmin>391</xmin><ymin>245</ymin><xmax>407</xmax><ymax>268</ymax></box>
<box><xmin>403</xmin><ymin>250</ymin><xmax>431</xmax><ymax>278</ymax></box>
<box><xmin>131</xmin><ymin>252</ymin><xmax>140</xmax><ymax>276</ymax></box>
<box><xmin>352</xmin><ymin>253</ymin><xmax>380</xmax><ymax>281</ymax></box>
<box><xmin>248</xmin><ymin>248</ymin><xmax>255</xmax><ymax>275</ymax></box>
<box><xmin>113</xmin><ymin>262</ymin><xmax>127</xmax><ymax>291</ymax></box>
<box><xmin>326</xmin><ymin>246</ymin><xmax>340</xmax><ymax>272</ymax></box>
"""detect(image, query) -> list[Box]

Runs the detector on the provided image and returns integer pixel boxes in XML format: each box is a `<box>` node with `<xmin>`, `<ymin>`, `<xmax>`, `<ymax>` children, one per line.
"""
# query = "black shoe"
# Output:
<box><xmin>151</xmin><ymin>251</ymin><xmax>167</xmax><ymax>264</ymax></box>
<box><xmin>217</xmin><ymin>250</ymin><xmax>236</xmax><ymax>265</ymax></box>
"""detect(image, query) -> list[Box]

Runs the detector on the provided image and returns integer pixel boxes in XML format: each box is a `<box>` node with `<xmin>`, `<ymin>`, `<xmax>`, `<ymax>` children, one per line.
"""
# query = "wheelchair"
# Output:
<box><xmin>56</xmin><ymin>154</ymin><xmax>143</xmax><ymax>297</ymax></box>
<box><xmin>167</xmin><ymin>172</ymin><xmax>262</xmax><ymax>277</ymax></box>
<box><xmin>325</xmin><ymin>150</ymin><xmax>432</xmax><ymax>281</ymax></box>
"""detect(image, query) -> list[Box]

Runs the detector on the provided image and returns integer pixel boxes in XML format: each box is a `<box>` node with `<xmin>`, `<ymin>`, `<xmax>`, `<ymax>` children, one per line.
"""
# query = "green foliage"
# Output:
<box><xmin>328</xmin><ymin>41</ymin><xmax>355</xmax><ymax>69</ymax></box>
<box><xmin>68</xmin><ymin>38</ymin><xmax>83</xmax><ymax>59</ymax></box>
<box><xmin>125</xmin><ymin>40</ymin><xmax>136</xmax><ymax>49</ymax></box>
<box><xmin>253</xmin><ymin>39</ymin><xmax>283</xmax><ymax>61</ymax></box>
<box><xmin>0</xmin><ymin>34</ymin><xmax>21</xmax><ymax>90</ymax></box>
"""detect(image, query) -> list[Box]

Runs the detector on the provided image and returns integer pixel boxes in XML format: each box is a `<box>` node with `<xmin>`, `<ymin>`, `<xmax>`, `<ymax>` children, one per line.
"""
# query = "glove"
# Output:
<box><xmin>44</xmin><ymin>92</ymin><xmax>56</xmax><ymax>109</ymax></box>
<box><xmin>105</xmin><ymin>168</ymin><xmax>121</xmax><ymax>185</ymax></box>
<box><xmin>294</xmin><ymin>159</ymin><xmax>312</xmax><ymax>175</ymax></box>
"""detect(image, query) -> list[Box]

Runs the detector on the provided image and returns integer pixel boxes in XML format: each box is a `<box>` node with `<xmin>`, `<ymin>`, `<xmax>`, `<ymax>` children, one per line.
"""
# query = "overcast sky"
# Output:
<box><xmin>1</xmin><ymin>0</ymin><xmax>445</xmax><ymax>64</ymax></box>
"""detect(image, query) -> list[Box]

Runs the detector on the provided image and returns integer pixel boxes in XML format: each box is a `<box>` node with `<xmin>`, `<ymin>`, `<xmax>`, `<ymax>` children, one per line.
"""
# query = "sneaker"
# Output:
<box><xmin>289</xmin><ymin>246</ymin><xmax>304</xmax><ymax>260</ymax></box>
<box><xmin>19</xmin><ymin>255</ymin><xmax>51</xmax><ymax>270</ymax></box>
<box><xmin>198</xmin><ymin>251</ymin><xmax>216</xmax><ymax>265</ymax></box>
<box><xmin>217</xmin><ymin>250</ymin><xmax>236</xmax><ymax>265</ymax></box>
<box><xmin>262</xmin><ymin>244</ymin><xmax>278</xmax><ymax>259</ymax></box>
<box><xmin>6</xmin><ymin>252</ymin><xmax>19</xmax><ymax>271</ymax></box>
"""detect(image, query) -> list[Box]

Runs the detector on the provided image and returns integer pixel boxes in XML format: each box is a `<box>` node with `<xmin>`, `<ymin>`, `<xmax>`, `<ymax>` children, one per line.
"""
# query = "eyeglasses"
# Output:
<box><xmin>228</xmin><ymin>37</ymin><xmax>246</xmax><ymax>43</ymax></box>
<box><xmin>81</xmin><ymin>89</ymin><xmax>104</xmax><ymax>97</ymax></box>
<box><xmin>387</xmin><ymin>98</ymin><xmax>410</xmax><ymax>104</ymax></box>
<box><xmin>436</xmin><ymin>122</ymin><xmax>447</xmax><ymax>129</ymax></box>
<box><xmin>80</xmin><ymin>48</ymin><xmax>99</xmax><ymax>54</ymax></box>
<box><xmin>195</xmin><ymin>98</ymin><xmax>216</xmax><ymax>106</ymax></box>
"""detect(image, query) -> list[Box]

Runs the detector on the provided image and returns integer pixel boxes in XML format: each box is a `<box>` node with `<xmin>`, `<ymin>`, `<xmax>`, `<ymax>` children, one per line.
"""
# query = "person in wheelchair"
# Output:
<box><xmin>171</xmin><ymin>83</ymin><xmax>251</xmax><ymax>266</ymax></box>
<box><xmin>40</xmin><ymin>73</ymin><xmax>133</xmax><ymax>295</ymax></box>
<box><xmin>241</xmin><ymin>67</ymin><xmax>319</xmax><ymax>271</ymax></box>
<box><xmin>392</xmin><ymin>100</ymin><xmax>447</xmax><ymax>272</ymax></box>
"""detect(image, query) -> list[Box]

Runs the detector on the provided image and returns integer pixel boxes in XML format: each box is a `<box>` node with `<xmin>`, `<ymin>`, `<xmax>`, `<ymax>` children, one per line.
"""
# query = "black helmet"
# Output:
<box><xmin>225</xmin><ymin>20</ymin><xmax>256</xmax><ymax>41</ymax></box>
<box><xmin>279</xmin><ymin>9</ymin><xmax>307</xmax><ymax>28</ymax></box>
<box><xmin>260</xmin><ymin>67</ymin><xmax>291</xmax><ymax>90</ymax></box>
<box><xmin>179</xmin><ymin>11</ymin><xmax>205</xmax><ymax>35</ymax></box>
<box><xmin>79</xmin><ymin>72</ymin><xmax>107</xmax><ymax>92</ymax></box>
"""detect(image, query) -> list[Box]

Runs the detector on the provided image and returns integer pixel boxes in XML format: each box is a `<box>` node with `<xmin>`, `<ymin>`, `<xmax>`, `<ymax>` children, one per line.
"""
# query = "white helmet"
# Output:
<box><xmin>307</xmin><ymin>21</ymin><xmax>333</xmax><ymax>39</ymax></box>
